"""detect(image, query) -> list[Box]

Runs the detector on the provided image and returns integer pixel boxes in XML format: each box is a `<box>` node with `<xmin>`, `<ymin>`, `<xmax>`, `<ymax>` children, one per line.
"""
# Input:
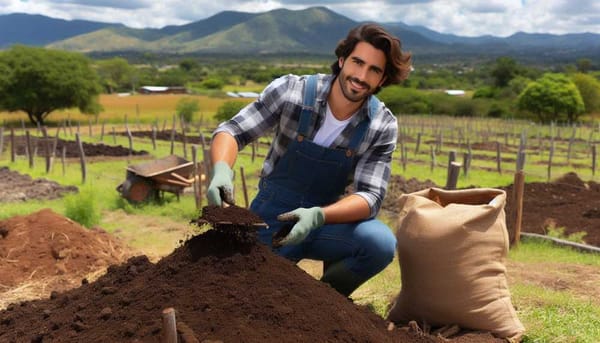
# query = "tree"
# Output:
<box><xmin>0</xmin><ymin>45</ymin><xmax>103</xmax><ymax>126</ymax></box>
<box><xmin>176</xmin><ymin>97</ymin><xmax>200</xmax><ymax>123</ymax></box>
<box><xmin>491</xmin><ymin>57</ymin><xmax>519</xmax><ymax>88</ymax></box>
<box><xmin>518</xmin><ymin>73</ymin><xmax>584</xmax><ymax>123</ymax></box>
<box><xmin>572</xmin><ymin>73</ymin><xmax>600</xmax><ymax>114</ymax></box>
<box><xmin>576</xmin><ymin>58</ymin><xmax>593</xmax><ymax>74</ymax></box>
<box><xmin>96</xmin><ymin>57</ymin><xmax>133</xmax><ymax>93</ymax></box>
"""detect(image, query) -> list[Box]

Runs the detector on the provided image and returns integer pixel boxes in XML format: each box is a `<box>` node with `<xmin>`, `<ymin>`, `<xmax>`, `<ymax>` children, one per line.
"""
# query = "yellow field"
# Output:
<box><xmin>0</xmin><ymin>93</ymin><xmax>255</xmax><ymax>126</ymax></box>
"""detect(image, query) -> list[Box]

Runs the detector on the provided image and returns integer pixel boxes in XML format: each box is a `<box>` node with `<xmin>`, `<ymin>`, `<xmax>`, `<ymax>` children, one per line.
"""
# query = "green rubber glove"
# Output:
<box><xmin>207</xmin><ymin>161</ymin><xmax>235</xmax><ymax>206</ymax></box>
<box><xmin>276</xmin><ymin>207</ymin><xmax>325</xmax><ymax>246</ymax></box>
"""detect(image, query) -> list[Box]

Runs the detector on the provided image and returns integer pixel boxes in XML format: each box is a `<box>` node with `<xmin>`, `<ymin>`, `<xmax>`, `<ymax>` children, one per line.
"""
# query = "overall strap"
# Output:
<box><xmin>346</xmin><ymin>96</ymin><xmax>379</xmax><ymax>154</ymax></box>
<box><xmin>297</xmin><ymin>75</ymin><xmax>318</xmax><ymax>138</ymax></box>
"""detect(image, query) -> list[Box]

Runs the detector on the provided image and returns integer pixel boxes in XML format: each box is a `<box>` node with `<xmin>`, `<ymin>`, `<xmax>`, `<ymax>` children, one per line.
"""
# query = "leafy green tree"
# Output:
<box><xmin>179</xmin><ymin>58</ymin><xmax>200</xmax><ymax>72</ymax></box>
<box><xmin>96</xmin><ymin>57</ymin><xmax>133</xmax><ymax>93</ymax></box>
<box><xmin>0</xmin><ymin>45</ymin><xmax>103</xmax><ymax>126</ymax></box>
<box><xmin>576</xmin><ymin>58</ymin><xmax>593</xmax><ymax>73</ymax></box>
<box><xmin>176</xmin><ymin>97</ymin><xmax>200</xmax><ymax>123</ymax></box>
<box><xmin>215</xmin><ymin>101</ymin><xmax>249</xmax><ymax>122</ymax></box>
<box><xmin>201</xmin><ymin>77</ymin><xmax>224</xmax><ymax>90</ymax></box>
<box><xmin>571</xmin><ymin>73</ymin><xmax>600</xmax><ymax>114</ymax></box>
<box><xmin>491</xmin><ymin>57</ymin><xmax>519</xmax><ymax>88</ymax></box>
<box><xmin>518</xmin><ymin>73</ymin><xmax>584</xmax><ymax>123</ymax></box>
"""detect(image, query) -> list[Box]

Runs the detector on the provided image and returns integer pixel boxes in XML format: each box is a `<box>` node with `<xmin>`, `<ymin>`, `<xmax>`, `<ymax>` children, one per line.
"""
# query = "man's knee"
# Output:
<box><xmin>356</xmin><ymin>220</ymin><xmax>396</xmax><ymax>266</ymax></box>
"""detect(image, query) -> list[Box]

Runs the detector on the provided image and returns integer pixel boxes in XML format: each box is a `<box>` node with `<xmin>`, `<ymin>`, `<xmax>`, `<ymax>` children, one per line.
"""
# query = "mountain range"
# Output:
<box><xmin>1</xmin><ymin>7</ymin><xmax>599</xmax><ymax>63</ymax></box>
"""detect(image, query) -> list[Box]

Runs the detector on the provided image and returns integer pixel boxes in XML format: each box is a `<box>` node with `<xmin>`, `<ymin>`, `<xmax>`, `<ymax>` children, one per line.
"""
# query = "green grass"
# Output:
<box><xmin>514</xmin><ymin>284</ymin><xmax>600</xmax><ymax>343</ymax></box>
<box><xmin>510</xmin><ymin>238</ymin><xmax>600</xmax><ymax>266</ymax></box>
<box><xmin>2</xmin><ymin>115</ymin><xmax>600</xmax><ymax>341</ymax></box>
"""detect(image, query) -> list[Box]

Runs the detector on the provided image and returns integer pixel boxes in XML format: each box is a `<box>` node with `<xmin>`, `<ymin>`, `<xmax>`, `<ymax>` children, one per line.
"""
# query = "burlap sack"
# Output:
<box><xmin>386</xmin><ymin>187</ymin><xmax>525</xmax><ymax>340</ymax></box>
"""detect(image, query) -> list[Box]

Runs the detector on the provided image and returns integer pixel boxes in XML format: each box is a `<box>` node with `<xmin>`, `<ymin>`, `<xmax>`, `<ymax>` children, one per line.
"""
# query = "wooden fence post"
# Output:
<box><xmin>510</xmin><ymin>170</ymin><xmax>525</xmax><ymax>246</ymax></box>
<box><xmin>516</xmin><ymin>151</ymin><xmax>526</xmax><ymax>172</ymax></box>
<box><xmin>180</xmin><ymin>116</ymin><xmax>188</xmax><ymax>159</ymax></box>
<box><xmin>496</xmin><ymin>141</ymin><xmax>502</xmax><ymax>174</ymax></box>
<box><xmin>151</xmin><ymin>125</ymin><xmax>157</xmax><ymax>151</ymax></box>
<box><xmin>75</xmin><ymin>133</ymin><xmax>87</xmax><ymax>183</ymax></box>
<box><xmin>463</xmin><ymin>151</ymin><xmax>471</xmax><ymax>177</ymax></box>
<box><xmin>430</xmin><ymin>145</ymin><xmax>436</xmax><ymax>172</ymax></box>
<box><xmin>100</xmin><ymin>121</ymin><xmax>105</xmax><ymax>142</ymax></box>
<box><xmin>547</xmin><ymin>139</ymin><xmax>554</xmax><ymax>181</ymax></box>
<box><xmin>240</xmin><ymin>166</ymin><xmax>249</xmax><ymax>209</ymax></box>
<box><xmin>26</xmin><ymin>130</ymin><xmax>34</xmax><ymax>168</ymax></box>
<box><xmin>192</xmin><ymin>145</ymin><xmax>201</xmax><ymax>210</ymax></box>
<box><xmin>170</xmin><ymin>115</ymin><xmax>176</xmax><ymax>155</ymax></box>
<box><xmin>445</xmin><ymin>161</ymin><xmax>461</xmax><ymax>190</ymax></box>
<box><xmin>10</xmin><ymin>128</ymin><xmax>15</xmax><ymax>162</ymax></box>
<box><xmin>592</xmin><ymin>145</ymin><xmax>597</xmax><ymax>177</ymax></box>
<box><xmin>43</xmin><ymin>127</ymin><xmax>51</xmax><ymax>174</ymax></box>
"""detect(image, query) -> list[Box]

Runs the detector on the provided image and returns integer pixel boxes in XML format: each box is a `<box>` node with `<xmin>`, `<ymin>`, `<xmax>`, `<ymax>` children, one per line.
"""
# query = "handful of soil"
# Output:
<box><xmin>193</xmin><ymin>205</ymin><xmax>266</xmax><ymax>229</ymax></box>
<box><xmin>192</xmin><ymin>205</ymin><xmax>267</xmax><ymax>247</ymax></box>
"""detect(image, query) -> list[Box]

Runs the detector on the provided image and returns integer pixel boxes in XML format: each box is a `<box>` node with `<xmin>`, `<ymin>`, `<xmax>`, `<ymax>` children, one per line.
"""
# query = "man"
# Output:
<box><xmin>207</xmin><ymin>23</ymin><xmax>412</xmax><ymax>297</ymax></box>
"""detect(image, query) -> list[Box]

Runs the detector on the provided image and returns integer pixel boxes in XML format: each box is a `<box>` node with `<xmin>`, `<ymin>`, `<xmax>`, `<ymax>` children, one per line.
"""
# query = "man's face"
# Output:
<box><xmin>337</xmin><ymin>41</ymin><xmax>387</xmax><ymax>103</ymax></box>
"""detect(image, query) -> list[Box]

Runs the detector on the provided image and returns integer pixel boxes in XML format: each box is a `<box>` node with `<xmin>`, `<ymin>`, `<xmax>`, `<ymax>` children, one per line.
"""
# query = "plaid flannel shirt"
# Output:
<box><xmin>213</xmin><ymin>73</ymin><xmax>398</xmax><ymax>217</ymax></box>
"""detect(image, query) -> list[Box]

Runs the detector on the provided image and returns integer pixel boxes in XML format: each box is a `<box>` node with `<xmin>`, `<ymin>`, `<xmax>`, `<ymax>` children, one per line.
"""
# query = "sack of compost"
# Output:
<box><xmin>387</xmin><ymin>187</ymin><xmax>525</xmax><ymax>341</ymax></box>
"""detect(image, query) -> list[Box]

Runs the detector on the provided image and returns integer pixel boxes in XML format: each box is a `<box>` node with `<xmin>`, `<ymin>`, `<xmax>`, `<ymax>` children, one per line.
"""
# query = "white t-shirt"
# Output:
<box><xmin>313</xmin><ymin>104</ymin><xmax>353</xmax><ymax>147</ymax></box>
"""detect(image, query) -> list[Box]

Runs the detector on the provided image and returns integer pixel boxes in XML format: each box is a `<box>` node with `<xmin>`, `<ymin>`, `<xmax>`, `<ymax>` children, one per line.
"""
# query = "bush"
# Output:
<box><xmin>473</xmin><ymin>86</ymin><xmax>497</xmax><ymax>99</ymax></box>
<box><xmin>64</xmin><ymin>188</ymin><xmax>100</xmax><ymax>228</ymax></box>
<box><xmin>215</xmin><ymin>101</ymin><xmax>249</xmax><ymax>122</ymax></box>
<box><xmin>201</xmin><ymin>78</ymin><xmax>224</xmax><ymax>90</ymax></box>
<box><xmin>487</xmin><ymin>102</ymin><xmax>507</xmax><ymax>118</ymax></box>
<box><xmin>378</xmin><ymin>87</ymin><xmax>432</xmax><ymax>115</ymax></box>
<box><xmin>176</xmin><ymin>97</ymin><xmax>200</xmax><ymax>123</ymax></box>
<box><xmin>452</xmin><ymin>98</ymin><xmax>476</xmax><ymax>117</ymax></box>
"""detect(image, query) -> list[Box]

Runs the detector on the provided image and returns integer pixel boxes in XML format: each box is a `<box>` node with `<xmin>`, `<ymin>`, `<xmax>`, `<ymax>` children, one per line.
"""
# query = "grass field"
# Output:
<box><xmin>2</xmin><ymin>95</ymin><xmax>600</xmax><ymax>342</ymax></box>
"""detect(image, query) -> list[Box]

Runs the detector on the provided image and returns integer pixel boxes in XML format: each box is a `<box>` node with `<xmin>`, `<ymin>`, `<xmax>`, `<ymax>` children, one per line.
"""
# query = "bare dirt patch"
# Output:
<box><xmin>0</xmin><ymin>208</ymin><xmax>133</xmax><ymax>309</ymax></box>
<box><xmin>8</xmin><ymin>135</ymin><xmax>148</xmax><ymax>158</ymax></box>
<box><xmin>0</xmin><ymin>167</ymin><xmax>78</xmax><ymax>202</ymax></box>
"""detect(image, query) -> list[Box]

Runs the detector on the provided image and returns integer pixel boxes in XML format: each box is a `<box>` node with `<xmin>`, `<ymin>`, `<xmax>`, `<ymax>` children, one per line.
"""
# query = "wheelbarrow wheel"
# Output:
<box><xmin>118</xmin><ymin>175</ymin><xmax>157</xmax><ymax>203</ymax></box>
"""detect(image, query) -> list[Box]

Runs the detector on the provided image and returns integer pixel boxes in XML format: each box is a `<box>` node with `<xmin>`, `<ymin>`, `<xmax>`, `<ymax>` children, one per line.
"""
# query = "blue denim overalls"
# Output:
<box><xmin>249</xmin><ymin>75</ymin><xmax>396</xmax><ymax>293</ymax></box>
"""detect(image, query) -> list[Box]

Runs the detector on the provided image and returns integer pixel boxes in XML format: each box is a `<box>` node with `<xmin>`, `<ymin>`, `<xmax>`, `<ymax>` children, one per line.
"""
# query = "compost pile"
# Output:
<box><xmin>0</xmin><ymin>167</ymin><xmax>77</xmax><ymax>202</ymax></box>
<box><xmin>502</xmin><ymin>172</ymin><xmax>600</xmax><ymax>247</ymax></box>
<box><xmin>0</xmin><ymin>206</ymin><xmax>503</xmax><ymax>343</ymax></box>
<box><xmin>0</xmin><ymin>208</ymin><xmax>133</xmax><ymax>309</ymax></box>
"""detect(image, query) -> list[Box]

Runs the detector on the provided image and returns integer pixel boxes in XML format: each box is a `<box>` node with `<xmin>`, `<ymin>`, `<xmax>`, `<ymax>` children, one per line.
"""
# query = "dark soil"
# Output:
<box><xmin>0</xmin><ymin>206</ymin><xmax>502</xmax><ymax>343</ymax></box>
<box><xmin>381</xmin><ymin>172</ymin><xmax>600</xmax><ymax>248</ymax></box>
<box><xmin>7</xmin><ymin>136</ymin><xmax>148</xmax><ymax>158</ymax></box>
<box><xmin>0</xmin><ymin>167</ymin><xmax>78</xmax><ymax>202</ymax></box>
<box><xmin>502</xmin><ymin>172</ymin><xmax>600</xmax><ymax>247</ymax></box>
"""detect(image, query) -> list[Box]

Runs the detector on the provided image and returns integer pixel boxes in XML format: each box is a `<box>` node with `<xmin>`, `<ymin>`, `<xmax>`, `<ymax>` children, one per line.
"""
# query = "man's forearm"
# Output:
<box><xmin>322</xmin><ymin>194</ymin><xmax>371</xmax><ymax>224</ymax></box>
<box><xmin>210</xmin><ymin>132</ymin><xmax>239</xmax><ymax>167</ymax></box>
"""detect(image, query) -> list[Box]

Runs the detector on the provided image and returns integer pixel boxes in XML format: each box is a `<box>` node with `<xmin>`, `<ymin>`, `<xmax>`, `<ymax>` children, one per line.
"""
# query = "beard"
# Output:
<box><xmin>337</xmin><ymin>71</ymin><xmax>373</xmax><ymax>103</ymax></box>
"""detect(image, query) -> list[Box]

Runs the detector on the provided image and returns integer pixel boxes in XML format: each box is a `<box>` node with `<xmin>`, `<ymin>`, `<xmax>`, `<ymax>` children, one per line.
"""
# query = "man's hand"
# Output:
<box><xmin>207</xmin><ymin>161</ymin><xmax>235</xmax><ymax>206</ymax></box>
<box><xmin>276</xmin><ymin>207</ymin><xmax>325</xmax><ymax>246</ymax></box>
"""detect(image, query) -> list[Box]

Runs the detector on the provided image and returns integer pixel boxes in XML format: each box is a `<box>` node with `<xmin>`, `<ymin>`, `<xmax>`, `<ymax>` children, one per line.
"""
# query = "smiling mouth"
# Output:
<box><xmin>348</xmin><ymin>77</ymin><xmax>369</xmax><ymax>91</ymax></box>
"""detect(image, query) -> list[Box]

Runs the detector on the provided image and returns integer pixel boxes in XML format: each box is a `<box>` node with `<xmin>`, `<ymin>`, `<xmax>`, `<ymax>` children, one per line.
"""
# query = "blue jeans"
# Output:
<box><xmin>251</xmin><ymin>181</ymin><xmax>397</xmax><ymax>279</ymax></box>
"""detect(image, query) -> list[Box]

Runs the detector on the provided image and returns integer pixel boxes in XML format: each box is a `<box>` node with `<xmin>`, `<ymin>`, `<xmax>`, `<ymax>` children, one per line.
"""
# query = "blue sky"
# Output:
<box><xmin>2</xmin><ymin>0</ymin><xmax>599</xmax><ymax>37</ymax></box>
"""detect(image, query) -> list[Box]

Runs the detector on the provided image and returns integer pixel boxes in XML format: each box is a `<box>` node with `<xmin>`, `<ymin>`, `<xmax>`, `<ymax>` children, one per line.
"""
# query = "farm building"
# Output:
<box><xmin>137</xmin><ymin>86</ymin><xmax>188</xmax><ymax>94</ymax></box>
<box><xmin>445</xmin><ymin>89</ymin><xmax>466</xmax><ymax>96</ymax></box>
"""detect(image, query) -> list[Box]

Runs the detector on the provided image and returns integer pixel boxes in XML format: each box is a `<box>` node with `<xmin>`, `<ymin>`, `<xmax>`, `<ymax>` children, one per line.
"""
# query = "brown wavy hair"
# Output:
<box><xmin>331</xmin><ymin>23</ymin><xmax>412</xmax><ymax>91</ymax></box>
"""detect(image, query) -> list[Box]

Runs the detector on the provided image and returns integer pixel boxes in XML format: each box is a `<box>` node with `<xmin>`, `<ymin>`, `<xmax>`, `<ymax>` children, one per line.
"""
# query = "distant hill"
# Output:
<box><xmin>0</xmin><ymin>13</ymin><xmax>120</xmax><ymax>48</ymax></box>
<box><xmin>1</xmin><ymin>8</ymin><xmax>599</xmax><ymax>63</ymax></box>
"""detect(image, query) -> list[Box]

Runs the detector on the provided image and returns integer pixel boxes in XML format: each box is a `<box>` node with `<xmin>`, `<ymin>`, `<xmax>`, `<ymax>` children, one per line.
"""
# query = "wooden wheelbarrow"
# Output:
<box><xmin>117</xmin><ymin>155</ymin><xmax>198</xmax><ymax>203</ymax></box>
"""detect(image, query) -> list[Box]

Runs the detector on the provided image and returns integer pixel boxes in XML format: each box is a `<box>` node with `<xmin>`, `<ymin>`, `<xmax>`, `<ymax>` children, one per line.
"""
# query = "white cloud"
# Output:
<box><xmin>0</xmin><ymin>0</ymin><xmax>598</xmax><ymax>36</ymax></box>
